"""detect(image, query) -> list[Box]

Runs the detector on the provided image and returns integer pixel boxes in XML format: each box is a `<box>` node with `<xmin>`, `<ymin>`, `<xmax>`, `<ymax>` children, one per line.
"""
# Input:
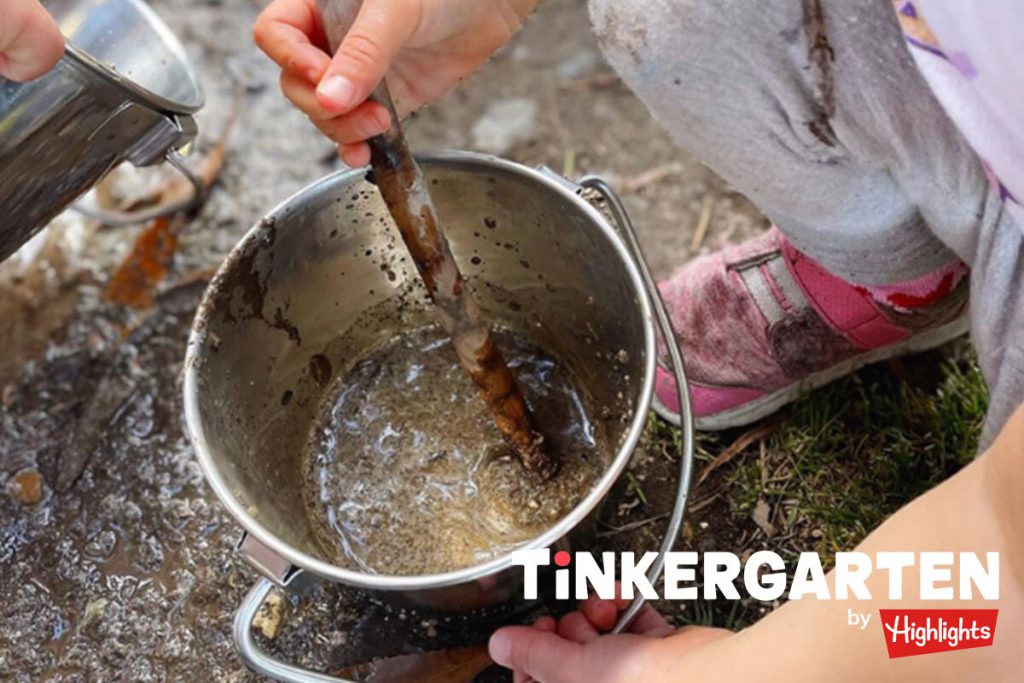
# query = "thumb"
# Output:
<box><xmin>489</xmin><ymin>626</ymin><xmax>584</xmax><ymax>683</ymax></box>
<box><xmin>0</xmin><ymin>0</ymin><xmax>65</xmax><ymax>82</ymax></box>
<box><xmin>315</xmin><ymin>0</ymin><xmax>418</xmax><ymax>114</ymax></box>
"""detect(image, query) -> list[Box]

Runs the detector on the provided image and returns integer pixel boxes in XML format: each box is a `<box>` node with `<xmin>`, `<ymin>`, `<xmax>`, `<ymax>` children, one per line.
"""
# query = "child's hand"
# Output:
<box><xmin>0</xmin><ymin>0</ymin><xmax>65</xmax><ymax>81</ymax></box>
<box><xmin>253</xmin><ymin>0</ymin><xmax>539</xmax><ymax>166</ymax></box>
<box><xmin>490</xmin><ymin>593</ymin><xmax>732</xmax><ymax>683</ymax></box>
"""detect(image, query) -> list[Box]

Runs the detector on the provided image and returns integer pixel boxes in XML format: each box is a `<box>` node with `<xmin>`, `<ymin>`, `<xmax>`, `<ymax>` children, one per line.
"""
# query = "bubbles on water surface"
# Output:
<box><xmin>304</xmin><ymin>325</ymin><xmax>613</xmax><ymax>576</ymax></box>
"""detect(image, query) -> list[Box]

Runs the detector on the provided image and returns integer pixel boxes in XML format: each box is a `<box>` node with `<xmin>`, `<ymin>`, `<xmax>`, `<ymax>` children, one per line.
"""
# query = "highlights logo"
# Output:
<box><xmin>880</xmin><ymin>610</ymin><xmax>998</xmax><ymax>658</ymax></box>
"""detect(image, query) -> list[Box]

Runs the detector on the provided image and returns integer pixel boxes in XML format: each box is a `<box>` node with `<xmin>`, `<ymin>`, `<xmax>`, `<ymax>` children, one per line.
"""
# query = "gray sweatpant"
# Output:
<box><xmin>587</xmin><ymin>0</ymin><xmax>1024</xmax><ymax>447</ymax></box>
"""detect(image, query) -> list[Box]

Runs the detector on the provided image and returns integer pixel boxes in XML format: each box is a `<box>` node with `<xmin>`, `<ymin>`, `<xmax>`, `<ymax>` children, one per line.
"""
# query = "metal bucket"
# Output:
<box><xmin>0</xmin><ymin>0</ymin><xmax>205</xmax><ymax>262</ymax></box>
<box><xmin>183</xmin><ymin>152</ymin><xmax>694</xmax><ymax>682</ymax></box>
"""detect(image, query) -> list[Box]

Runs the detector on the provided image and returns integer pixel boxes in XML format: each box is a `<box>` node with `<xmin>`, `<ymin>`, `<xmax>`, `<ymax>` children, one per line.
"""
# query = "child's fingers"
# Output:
<box><xmin>0</xmin><ymin>0</ymin><xmax>65</xmax><ymax>82</ymax></box>
<box><xmin>280</xmin><ymin>71</ymin><xmax>334</xmax><ymax>118</ymax></box>
<box><xmin>557</xmin><ymin>612</ymin><xmax>600</xmax><ymax>644</ymax></box>
<box><xmin>580</xmin><ymin>582</ymin><xmax>633</xmax><ymax>617</ymax></box>
<box><xmin>533</xmin><ymin>615</ymin><xmax>557</xmax><ymax>633</ymax></box>
<box><xmin>580</xmin><ymin>598</ymin><xmax>619</xmax><ymax>632</ymax></box>
<box><xmin>628</xmin><ymin>605</ymin><xmax>674</xmax><ymax>637</ymax></box>
<box><xmin>253</xmin><ymin>0</ymin><xmax>330</xmax><ymax>82</ymax></box>
<box><xmin>512</xmin><ymin>613</ymin><xmax>556</xmax><ymax>681</ymax></box>
<box><xmin>315</xmin><ymin>0</ymin><xmax>419</xmax><ymax>114</ymax></box>
<box><xmin>282</xmin><ymin>71</ymin><xmax>392</xmax><ymax>145</ymax></box>
<box><xmin>490</xmin><ymin>626</ymin><xmax>583</xmax><ymax>683</ymax></box>
<box><xmin>318</xmin><ymin>113</ymin><xmax>387</xmax><ymax>148</ymax></box>
<box><xmin>285</xmin><ymin>42</ymin><xmax>332</xmax><ymax>83</ymax></box>
<box><xmin>319</xmin><ymin>101</ymin><xmax>392</xmax><ymax>141</ymax></box>
<box><xmin>339</xmin><ymin>142</ymin><xmax>371</xmax><ymax>168</ymax></box>
<box><xmin>579</xmin><ymin>583</ymin><xmax>672</xmax><ymax>637</ymax></box>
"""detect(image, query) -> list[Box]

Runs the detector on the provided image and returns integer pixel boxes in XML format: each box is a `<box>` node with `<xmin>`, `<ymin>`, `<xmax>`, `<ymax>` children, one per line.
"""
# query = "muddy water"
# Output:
<box><xmin>303</xmin><ymin>325</ymin><xmax>611</xmax><ymax>575</ymax></box>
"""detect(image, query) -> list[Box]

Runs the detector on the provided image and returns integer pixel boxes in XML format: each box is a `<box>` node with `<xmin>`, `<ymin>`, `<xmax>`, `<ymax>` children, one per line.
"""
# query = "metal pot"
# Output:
<box><xmin>0</xmin><ymin>0</ymin><xmax>205</xmax><ymax>262</ymax></box>
<box><xmin>183</xmin><ymin>153</ymin><xmax>694</xmax><ymax>682</ymax></box>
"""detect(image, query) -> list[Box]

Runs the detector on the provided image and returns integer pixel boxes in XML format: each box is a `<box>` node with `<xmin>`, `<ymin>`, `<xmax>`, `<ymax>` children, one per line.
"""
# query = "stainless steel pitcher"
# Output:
<box><xmin>0</xmin><ymin>0</ymin><xmax>205</xmax><ymax>262</ymax></box>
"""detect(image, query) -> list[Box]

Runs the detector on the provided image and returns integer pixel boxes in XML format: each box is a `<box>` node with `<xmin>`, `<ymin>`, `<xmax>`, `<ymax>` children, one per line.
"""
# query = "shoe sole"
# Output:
<box><xmin>653</xmin><ymin>315</ymin><xmax>970</xmax><ymax>430</ymax></box>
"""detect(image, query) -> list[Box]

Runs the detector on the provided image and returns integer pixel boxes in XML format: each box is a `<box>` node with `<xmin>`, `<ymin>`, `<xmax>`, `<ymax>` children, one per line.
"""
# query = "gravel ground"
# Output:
<box><xmin>0</xmin><ymin>0</ymin><xmax>765</xmax><ymax>680</ymax></box>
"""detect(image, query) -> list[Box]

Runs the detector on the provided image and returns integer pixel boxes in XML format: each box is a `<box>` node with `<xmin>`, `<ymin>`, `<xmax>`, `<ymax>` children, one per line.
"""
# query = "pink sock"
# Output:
<box><xmin>858</xmin><ymin>260</ymin><xmax>968</xmax><ymax>312</ymax></box>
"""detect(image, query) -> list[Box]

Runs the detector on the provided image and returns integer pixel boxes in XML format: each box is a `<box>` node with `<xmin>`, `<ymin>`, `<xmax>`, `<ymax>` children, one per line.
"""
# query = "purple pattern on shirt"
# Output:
<box><xmin>982</xmin><ymin>159</ymin><xmax>1021</xmax><ymax>206</ymax></box>
<box><xmin>905</xmin><ymin>36</ymin><xmax>948</xmax><ymax>59</ymax></box>
<box><xmin>948</xmin><ymin>51</ymin><xmax>978</xmax><ymax>79</ymax></box>
<box><xmin>899</xmin><ymin>2</ymin><xmax>918</xmax><ymax>18</ymax></box>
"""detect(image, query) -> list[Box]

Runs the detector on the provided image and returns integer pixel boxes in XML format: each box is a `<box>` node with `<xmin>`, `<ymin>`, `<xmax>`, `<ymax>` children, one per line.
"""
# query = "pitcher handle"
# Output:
<box><xmin>234</xmin><ymin>577</ymin><xmax>359</xmax><ymax>683</ymax></box>
<box><xmin>72</xmin><ymin>150</ymin><xmax>205</xmax><ymax>225</ymax></box>
<box><xmin>575</xmin><ymin>175</ymin><xmax>696</xmax><ymax>634</ymax></box>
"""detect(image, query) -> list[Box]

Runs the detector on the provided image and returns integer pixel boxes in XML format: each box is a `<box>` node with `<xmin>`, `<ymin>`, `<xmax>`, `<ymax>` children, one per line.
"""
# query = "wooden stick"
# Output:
<box><xmin>318</xmin><ymin>1</ymin><xmax>556</xmax><ymax>480</ymax></box>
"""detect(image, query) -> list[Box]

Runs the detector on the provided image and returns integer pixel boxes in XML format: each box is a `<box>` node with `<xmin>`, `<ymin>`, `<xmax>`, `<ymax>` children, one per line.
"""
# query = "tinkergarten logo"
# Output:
<box><xmin>511</xmin><ymin>550</ymin><xmax>1000</xmax><ymax>658</ymax></box>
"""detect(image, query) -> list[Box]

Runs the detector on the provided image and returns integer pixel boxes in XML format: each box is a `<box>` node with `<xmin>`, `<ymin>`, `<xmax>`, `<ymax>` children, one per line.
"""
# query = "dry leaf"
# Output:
<box><xmin>104</xmin><ymin>216</ymin><xmax>183</xmax><ymax>308</ymax></box>
<box><xmin>253</xmin><ymin>589</ymin><xmax>285</xmax><ymax>640</ymax></box>
<box><xmin>8</xmin><ymin>469</ymin><xmax>44</xmax><ymax>505</ymax></box>
<box><xmin>751</xmin><ymin>498</ymin><xmax>776</xmax><ymax>538</ymax></box>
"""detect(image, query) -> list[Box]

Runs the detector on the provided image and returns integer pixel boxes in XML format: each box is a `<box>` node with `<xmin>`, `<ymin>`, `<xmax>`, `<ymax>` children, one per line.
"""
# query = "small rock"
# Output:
<box><xmin>80</xmin><ymin>598</ymin><xmax>108</xmax><ymax>630</ymax></box>
<box><xmin>471</xmin><ymin>98</ymin><xmax>538</xmax><ymax>155</ymax></box>
<box><xmin>254</xmin><ymin>590</ymin><xmax>285</xmax><ymax>640</ymax></box>
<box><xmin>556</xmin><ymin>50</ymin><xmax>600</xmax><ymax>82</ymax></box>
<box><xmin>8</xmin><ymin>469</ymin><xmax>44</xmax><ymax>505</ymax></box>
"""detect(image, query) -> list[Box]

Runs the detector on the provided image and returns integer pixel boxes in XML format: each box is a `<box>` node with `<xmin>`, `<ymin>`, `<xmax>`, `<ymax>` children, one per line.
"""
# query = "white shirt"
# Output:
<box><xmin>894</xmin><ymin>0</ymin><xmax>1024</xmax><ymax>232</ymax></box>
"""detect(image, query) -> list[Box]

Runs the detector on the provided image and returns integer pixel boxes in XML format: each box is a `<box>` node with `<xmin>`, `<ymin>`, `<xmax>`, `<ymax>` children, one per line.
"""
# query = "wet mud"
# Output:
<box><xmin>0</xmin><ymin>0</ymin><xmax>740</xmax><ymax>678</ymax></box>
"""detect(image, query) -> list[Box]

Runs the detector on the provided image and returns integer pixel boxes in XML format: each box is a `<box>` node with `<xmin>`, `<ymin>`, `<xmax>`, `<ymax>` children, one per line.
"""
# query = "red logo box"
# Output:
<box><xmin>879</xmin><ymin>609</ymin><xmax>998</xmax><ymax>658</ymax></box>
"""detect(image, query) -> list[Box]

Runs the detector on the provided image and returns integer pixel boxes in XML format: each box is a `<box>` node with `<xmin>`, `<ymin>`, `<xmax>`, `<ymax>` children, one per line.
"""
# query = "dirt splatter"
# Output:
<box><xmin>272</xmin><ymin>305</ymin><xmax>303</xmax><ymax>346</ymax></box>
<box><xmin>802</xmin><ymin>0</ymin><xmax>838</xmax><ymax>147</ymax></box>
<box><xmin>309</xmin><ymin>353</ymin><xmax>333</xmax><ymax>388</ymax></box>
<box><xmin>205</xmin><ymin>217</ymin><xmax>305</xmax><ymax>346</ymax></box>
<box><xmin>591</xmin><ymin>2</ymin><xmax>649</xmax><ymax>67</ymax></box>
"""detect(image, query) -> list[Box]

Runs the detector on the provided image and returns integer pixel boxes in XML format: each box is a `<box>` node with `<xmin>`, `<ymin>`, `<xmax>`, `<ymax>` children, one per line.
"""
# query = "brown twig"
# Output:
<box><xmin>689</xmin><ymin>195</ymin><xmax>714</xmax><ymax>254</ymax></box>
<box><xmin>596</xmin><ymin>512</ymin><xmax>670</xmax><ymax>538</ymax></box>
<box><xmin>559</xmin><ymin>71</ymin><xmax>620</xmax><ymax>92</ymax></box>
<box><xmin>622</xmin><ymin>162</ymin><xmax>683</xmax><ymax>194</ymax></box>
<box><xmin>696</xmin><ymin>421</ymin><xmax>779</xmax><ymax>486</ymax></box>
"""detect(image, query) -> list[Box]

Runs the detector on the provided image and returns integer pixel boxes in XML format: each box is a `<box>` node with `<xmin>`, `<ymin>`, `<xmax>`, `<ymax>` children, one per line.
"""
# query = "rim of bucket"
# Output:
<box><xmin>61</xmin><ymin>0</ymin><xmax>204</xmax><ymax>114</ymax></box>
<box><xmin>183</xmin><ymin>151</ymin><xmax>658</xmax><ymax>592</ymax></box>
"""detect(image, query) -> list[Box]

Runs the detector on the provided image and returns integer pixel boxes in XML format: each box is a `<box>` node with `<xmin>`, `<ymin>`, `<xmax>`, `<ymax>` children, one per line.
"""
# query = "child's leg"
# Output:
<box><xmin>589</xmin><ymin>0</ymin><xmax>1023</xmax><ymax>445</ymax></box>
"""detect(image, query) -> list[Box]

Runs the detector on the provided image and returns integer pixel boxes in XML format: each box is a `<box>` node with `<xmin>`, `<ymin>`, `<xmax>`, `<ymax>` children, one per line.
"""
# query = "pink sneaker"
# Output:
<box><xmin>654</xmin><ymin>228</ymin><xmax>969</xmax><ymax>429</ymax></box>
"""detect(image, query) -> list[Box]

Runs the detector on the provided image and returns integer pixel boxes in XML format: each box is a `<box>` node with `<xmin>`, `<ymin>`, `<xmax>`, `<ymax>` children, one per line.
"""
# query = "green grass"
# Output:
<box><xmin>640</xmin><ymin>345</ymin><xmax>989</xmax><ymax>628</ymax></box>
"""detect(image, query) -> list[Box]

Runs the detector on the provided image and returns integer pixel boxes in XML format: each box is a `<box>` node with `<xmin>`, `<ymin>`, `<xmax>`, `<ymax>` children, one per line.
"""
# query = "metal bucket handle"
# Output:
<box><xmin>73</xmin><ymin>149</ymin><xmax>206</xmax><ymax>225</ymax></box>
<box><xmin>229</xmin><ymin>174</ymin><xmax>696</xmax><ymax>682</ymax></box>
<box><xmin>578</xmin><ymin>175</ymin><xmax>696</xmax><ymax>634</ymax></box>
